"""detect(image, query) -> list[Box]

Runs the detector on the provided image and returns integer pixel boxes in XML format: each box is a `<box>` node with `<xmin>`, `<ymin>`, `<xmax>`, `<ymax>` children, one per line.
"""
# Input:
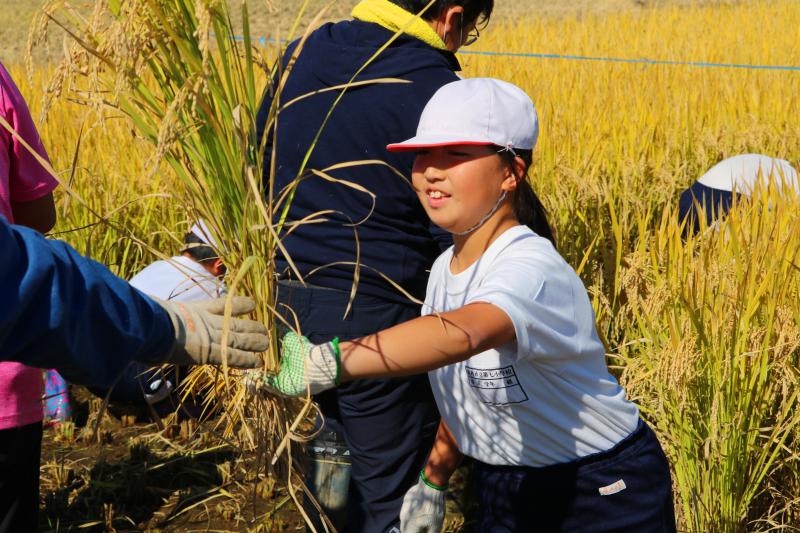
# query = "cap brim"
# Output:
<box><xmin>387</xmin><ymin>134</ymin><xmax>495</xmax><ymax>153</ymax></box>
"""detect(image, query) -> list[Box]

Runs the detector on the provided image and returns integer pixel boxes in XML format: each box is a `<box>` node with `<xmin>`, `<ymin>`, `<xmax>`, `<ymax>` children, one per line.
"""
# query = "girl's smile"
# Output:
<box><xmin>425</xmin><ymin>187</ymin><xmax>451</xmax><ymax>207</ymax></box>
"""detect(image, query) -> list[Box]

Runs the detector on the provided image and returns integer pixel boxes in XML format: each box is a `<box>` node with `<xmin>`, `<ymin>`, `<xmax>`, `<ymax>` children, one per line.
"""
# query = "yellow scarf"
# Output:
<box><xmin>351</xmin><ymin>0</ymin><xmax>447</xmax><ymax>51</ymax></box>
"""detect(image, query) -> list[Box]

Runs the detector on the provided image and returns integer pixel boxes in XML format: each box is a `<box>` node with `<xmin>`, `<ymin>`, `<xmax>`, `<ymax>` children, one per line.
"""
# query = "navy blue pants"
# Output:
<box><xmin>0</xmin><ymin>422</ymin><xmax>42</xmax><ymax>533</ymax></box>
<box><xmin>472</xmin><ymin>421</ymin><xmax>676</xmax><ymax>532</ymax></box>
<box><xmin>277</xmin><ymin>281</ymin><xmax>439</xmax><ymax>533</ymax></box>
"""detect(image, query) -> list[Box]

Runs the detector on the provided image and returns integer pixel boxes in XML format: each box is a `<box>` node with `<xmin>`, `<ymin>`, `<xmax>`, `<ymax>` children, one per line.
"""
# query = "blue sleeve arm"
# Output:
<box><xmin>0</xmin><ymin>217</ymin><xmax>175</xmax><ymax>385</ymax></box>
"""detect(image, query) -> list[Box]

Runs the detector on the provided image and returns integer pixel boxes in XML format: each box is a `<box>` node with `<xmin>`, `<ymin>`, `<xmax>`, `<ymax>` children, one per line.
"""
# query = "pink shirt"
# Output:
<box><xmin>0</xmin><ymin>63</ymin><xmax>59</xmax><ymax>430</ymax></box>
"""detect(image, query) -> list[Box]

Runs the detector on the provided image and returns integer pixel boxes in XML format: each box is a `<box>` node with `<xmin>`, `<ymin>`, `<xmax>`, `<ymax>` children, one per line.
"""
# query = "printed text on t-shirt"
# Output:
<box><xmin>465</xmin><ymin>365</ymin><xmax>529</xmax><ymax>406</ymax></box>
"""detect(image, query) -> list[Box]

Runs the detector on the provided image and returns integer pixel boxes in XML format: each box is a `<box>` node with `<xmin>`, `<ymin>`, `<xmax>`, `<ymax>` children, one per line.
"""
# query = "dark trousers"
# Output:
<box><xmin>277</xmin><ymin>281</ymin><xmax>439</xmax><ymax>533</ymax></box>
<box><xmin>472</xmin><ymin>421</ymin><xmax>676</xmax><ymax>533</ymax></box>
<box><xmin>0</xmin><ymin>421</ymin><xmax>43</xmax><ymax>533</ymax></box>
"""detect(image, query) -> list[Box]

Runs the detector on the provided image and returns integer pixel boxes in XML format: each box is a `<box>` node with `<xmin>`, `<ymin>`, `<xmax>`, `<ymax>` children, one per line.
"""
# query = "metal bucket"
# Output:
<box><xmin>306</xmin><ymin>430</ymin><xmax>351</xmax><ymax>532</ymax></box>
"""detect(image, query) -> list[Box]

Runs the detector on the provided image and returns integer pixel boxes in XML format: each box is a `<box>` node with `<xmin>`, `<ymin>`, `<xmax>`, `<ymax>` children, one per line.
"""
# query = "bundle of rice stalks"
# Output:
<box><xmin>31</xmin><ymin>0</ymin><xmax>330</xmax><ymax>524</ymax></box>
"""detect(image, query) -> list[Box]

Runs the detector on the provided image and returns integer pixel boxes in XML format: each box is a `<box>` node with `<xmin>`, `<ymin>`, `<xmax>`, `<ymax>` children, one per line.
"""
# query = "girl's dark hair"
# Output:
<box><xmin>390</xmin><ymin>0</ymin><xmax>494</xmax><ymax>26</ymax></box>
<box><xmin>183</xmin><ymin>233</ymin><xmax>219</xmax><ymax>263</ymax></box>
<box><xmin>498</xmin><ymin>148</ymin><xmax>557</xmax><ymax>248</ymax></box>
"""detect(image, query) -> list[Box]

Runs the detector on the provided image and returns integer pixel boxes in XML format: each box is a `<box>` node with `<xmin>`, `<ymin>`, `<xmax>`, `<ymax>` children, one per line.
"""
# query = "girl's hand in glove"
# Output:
<box><xmin>245</xmin><ymin>331</ymin><xmax>340</xmax><ymax>397</ymax></box>
<box><xmin>155</xmin><ymin>296</ymin><xmax>268</xmax><ymax>368</ymax></box>
<box><xmin>400</xmin><ymin>471</ymin><xmax>446</xmax><ymax>533</ymax></box>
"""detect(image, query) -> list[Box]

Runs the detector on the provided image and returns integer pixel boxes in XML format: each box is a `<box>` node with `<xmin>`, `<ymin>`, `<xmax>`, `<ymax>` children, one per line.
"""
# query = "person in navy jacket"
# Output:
<box><xmin>255</xmin><ymin>0</ymin><xmax>494</xmax><ymax>530</ymax></box>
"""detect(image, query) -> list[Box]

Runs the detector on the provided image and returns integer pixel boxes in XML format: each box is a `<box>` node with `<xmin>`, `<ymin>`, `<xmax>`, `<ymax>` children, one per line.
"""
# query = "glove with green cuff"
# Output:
<box><xmin>247</xmin><ymin>331</ymin><xmax>340</xmax><ymax>397</ymax></box>
<box><xmin>154</xmin><ymin>296</ymin><xmax>268</xmax><ymax>368</ymax></box>
<box><xmin>399</xmin><ymin>470</ymin><xmax>447</xmax><ymax>533</ymax></box>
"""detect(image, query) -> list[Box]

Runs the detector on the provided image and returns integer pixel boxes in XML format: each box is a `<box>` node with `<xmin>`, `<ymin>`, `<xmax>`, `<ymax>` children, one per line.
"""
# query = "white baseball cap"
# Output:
<box><xmin>697</xmin><ymin>154</ymin><xmax>799</xmax><ymax>195</ymax></box>
<box><xmin>188</xmin><ymin>219</ymin><xmax>219</xmax><ymax>249</ymax></box>
<box><xmin>387</xmin><ymin>78</ymin><xmax>539</xmax><ymax>154</ymax></box>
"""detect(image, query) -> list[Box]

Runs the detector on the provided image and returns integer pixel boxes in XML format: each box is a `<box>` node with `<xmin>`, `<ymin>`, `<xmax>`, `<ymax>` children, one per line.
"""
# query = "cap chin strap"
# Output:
<box><xmin>452</xmin><ymin>190</ymin><xmax>507</xmax><ymax>236</ymax></box>
<box><xmin>498</xmin><ymin>143</ymin><xmax>517</xmax><ymax>156</ymax></box>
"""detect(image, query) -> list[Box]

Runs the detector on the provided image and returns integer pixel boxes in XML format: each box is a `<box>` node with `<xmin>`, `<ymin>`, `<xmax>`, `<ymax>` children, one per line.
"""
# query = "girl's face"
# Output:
<box><xmin>411</xmin><ymin>145</ymin><xmax>517</xmax><ymax>234</ymax></box>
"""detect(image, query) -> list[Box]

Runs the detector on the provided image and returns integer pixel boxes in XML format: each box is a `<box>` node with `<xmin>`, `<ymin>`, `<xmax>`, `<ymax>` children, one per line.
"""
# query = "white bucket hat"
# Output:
<box><xmin>188</xmin><ymin>219</ymin><xmax>219</xmax><ymax>249</ymax></box>
<box><xmin>387</xmin><ymin>78</ymin><xmax>539</xmax><ymax>154</ymax></box>
<box><xmin>697</xmin><ymin>154</ymin><xmax>799</xmax><ymax>196</ymax></box>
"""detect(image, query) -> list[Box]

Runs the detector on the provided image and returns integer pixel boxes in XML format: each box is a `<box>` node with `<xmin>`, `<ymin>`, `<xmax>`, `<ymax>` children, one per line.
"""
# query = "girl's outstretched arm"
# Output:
<box><xmin>254</xmin><ymin>302</ymin><xmax>516</xmax><ymax>397</ymax></box>
<box><xmin>339</xmin><ymin>302</ymin><xmax>515</xmax><ymax>381</ymax></box>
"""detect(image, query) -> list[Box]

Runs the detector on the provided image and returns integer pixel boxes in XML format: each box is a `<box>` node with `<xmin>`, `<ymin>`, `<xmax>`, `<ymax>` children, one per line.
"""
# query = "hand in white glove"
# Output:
<box><xmin>244</xmin><ymin>331</ymin><xmax>339</xmax><ymax>397</ymax></box>
<box><xmin>400</xmin><ymin>471</ymin><xmax>446</xmax><ymax>533</ymax></box>
<box><xmin>154</xmin><ymin>296</ymin><xmax>268</xmax><ymax>368</ymax></box>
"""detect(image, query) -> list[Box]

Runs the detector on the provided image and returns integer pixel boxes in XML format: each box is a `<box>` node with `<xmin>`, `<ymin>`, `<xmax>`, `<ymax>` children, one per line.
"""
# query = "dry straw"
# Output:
<box><xmin>30</xmin><ymin>0</ymin><xmax>328</xmax><ymax>526</ymax></box>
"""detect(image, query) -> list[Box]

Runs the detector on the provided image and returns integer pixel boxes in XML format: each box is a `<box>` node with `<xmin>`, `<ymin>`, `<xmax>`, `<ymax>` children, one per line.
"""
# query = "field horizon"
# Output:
<box><xmin>1</xmin><ymin>0</ymin><xmax>750</xmax><ymax>66</ymax></box>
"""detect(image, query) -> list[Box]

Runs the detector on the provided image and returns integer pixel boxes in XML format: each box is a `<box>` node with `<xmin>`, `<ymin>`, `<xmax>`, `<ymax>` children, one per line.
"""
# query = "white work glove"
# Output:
<box><xmin>154</xmin><ymin>296</ymin><xmax>267</xmax><ymax>368</ymax></box>
<box><xmin>244</xmin><ymin>331</ymin><xmax>339</xmax><ymax>397</ymax></box>
<box><xmin>400</xmin><ymin>472</ymin><xmax>446</xmax><ymax>533</ymax></box>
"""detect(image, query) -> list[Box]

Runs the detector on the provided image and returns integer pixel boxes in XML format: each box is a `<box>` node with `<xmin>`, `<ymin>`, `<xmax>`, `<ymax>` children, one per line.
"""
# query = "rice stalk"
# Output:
<box><xmin>617</xmin><ymin>186</ymin><xmax>800</xmax><ymax>531</ymax></box>
<box><xmin>30</xmin><ymin>3</ymin><xmax>325</xmax><ymax>526</ymax></box>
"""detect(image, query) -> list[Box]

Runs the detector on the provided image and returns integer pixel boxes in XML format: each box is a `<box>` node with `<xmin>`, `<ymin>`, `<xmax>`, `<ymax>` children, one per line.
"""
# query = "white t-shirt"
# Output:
<box><xmin>129</xmin><ymin>255</ymin><xmax>225</xmax><ymax>302</ymax></box>
<box><xmin>423</xmin><ymin>225</ymin><xmax>639</xmax><ymax>467</ymax></box>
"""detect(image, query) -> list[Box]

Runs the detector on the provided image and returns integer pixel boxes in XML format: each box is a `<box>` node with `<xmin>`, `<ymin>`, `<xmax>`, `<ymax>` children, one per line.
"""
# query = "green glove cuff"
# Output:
<box><xmin>420</xmin><ymin>469</ymin><xmax>448</xmax><ymax>491</ymax></box>
<box><xmin>331</xmin><ymin>337</ymin><xmax>341</xmax><ymax>385</ymax></box>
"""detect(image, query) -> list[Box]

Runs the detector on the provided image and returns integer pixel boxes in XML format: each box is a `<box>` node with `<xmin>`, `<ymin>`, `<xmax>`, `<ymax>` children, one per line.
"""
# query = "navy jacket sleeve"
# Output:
<box><xmin>0</xmin><ymin>217</ymin><xmax>175</xmax><ymax>385</ymax></box>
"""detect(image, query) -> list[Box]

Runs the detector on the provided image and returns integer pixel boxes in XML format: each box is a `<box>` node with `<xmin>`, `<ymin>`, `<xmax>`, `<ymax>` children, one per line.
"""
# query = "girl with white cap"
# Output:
<box><xmin>254</xmin><ymin>78</ymin><xmax>676</xmax><ymax>532</ymax></box>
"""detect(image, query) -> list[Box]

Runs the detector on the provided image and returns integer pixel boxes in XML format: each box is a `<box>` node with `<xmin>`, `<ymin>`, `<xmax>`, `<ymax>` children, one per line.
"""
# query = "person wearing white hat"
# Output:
<box><xmin>252</xmin><ymin>78</ymin><xmax>676</xmax><ymax>532</ymax></box>
<box><xmin>87</xmin><ymin>221</ymin><xmax>226</xmax><ymax>412</ymax></box>
<box><xmin>129</xmin><ymin>220</ymin><xmax>226</xmax><ymax>302</ymax></box>
<box><xmin>679</xmin><ymin>154</ymin><xmax>799</xmax><ymax>233</ymax></box>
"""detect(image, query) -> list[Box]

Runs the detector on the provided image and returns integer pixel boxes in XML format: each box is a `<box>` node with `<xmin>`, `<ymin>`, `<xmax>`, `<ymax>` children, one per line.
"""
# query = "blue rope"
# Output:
<box><xmin>458</xmin><ymin>49</ymin><xmax>800</xmax><ymax>72</ymax></box>
<box><xmin>224</xmin><ymin>34</ymin><xmax>800</xmax><ymax>72</ymax></box>
<box><xmin>249</xmin><ymin>36</ymin><xmax>282</xmax><ymax>45</ymax></box>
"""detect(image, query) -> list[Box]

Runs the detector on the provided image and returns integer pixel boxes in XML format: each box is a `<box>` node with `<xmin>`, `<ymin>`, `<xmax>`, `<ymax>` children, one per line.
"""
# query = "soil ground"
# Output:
<box><xmin>39</xmin><ymin>387</ymin><xmax>303</xmax><ymax>532</ymax></box>
<box><xmin>39</xmin><ymin>387</ymin><xmax>474</xmax><ymax>532</ymax></box>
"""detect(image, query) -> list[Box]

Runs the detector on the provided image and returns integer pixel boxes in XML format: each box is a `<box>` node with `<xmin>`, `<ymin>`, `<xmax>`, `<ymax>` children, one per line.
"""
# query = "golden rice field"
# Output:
<box><xmin>5</xmin><ymin>0</ymin><xmax>800</xmax><ymax>530</ymax></box>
